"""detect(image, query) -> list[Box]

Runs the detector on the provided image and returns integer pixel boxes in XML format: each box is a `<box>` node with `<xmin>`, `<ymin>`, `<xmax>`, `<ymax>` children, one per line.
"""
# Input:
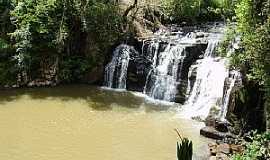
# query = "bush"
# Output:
<box><xmin>0</xmin><ymin>0</ymin><xmax>125</xmax><ymax>84</ymax></box>
<box><xmin>161</xmin><ymin>0</ymin><xmax>237</xmax><ymax>23</ymax></box>
<box><xmin>175</xmin><ymin>129</ymin><xmax>193</xmax><ymax>160</ymax></box>
<box><xmin>59</xmin><ymin>56</ymin><xmax>95</xmax><ymax>83</ymax></box>
<box><xmin>0</xmin><ymin>38</ymin><xmax>18</xmax><ymax>85</ymax></box>
<box><xmin>232</xmin><ymin>132</ymin><xmax>270</xmax><ymax>160</ymax></box>
<box><xmin>84</xmin><ymin>2</ymin><xmax>124</xmax><ymax>53</ymax></box>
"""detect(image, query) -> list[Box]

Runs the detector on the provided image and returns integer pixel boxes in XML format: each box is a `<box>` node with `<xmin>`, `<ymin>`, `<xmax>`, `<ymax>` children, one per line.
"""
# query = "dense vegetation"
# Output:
<box><xmin>217</xmin><ymin>0</ymin><xmax>270</xmax><ymax>158</ymax></box>
<box><xmin>222</xmin><ymin>0</ymin><xmax>270</xmax><ymax>130</ymax></box>
<box><xmin>0</xmin><ymin>0</ymin><xmax>239</xmax><ymax>85</ymax></box>
<box><xmin>161</xmin><ymin>0</ymin><xmax>237</xmax><ymax>23</ymax></box>
<box><xmin>232</xmin><ymin>132</ymin><xmax>270</xmax><ymax>159</ymax></box>
<box><xmin>0</xmin><ymin>0</ymin><xmax>125</xmax><ymax>85</ymax></box>
<box><xmin>234</xmin><ymin>0</ymin><xmax>270</xmax><ymax>131</ymax></box>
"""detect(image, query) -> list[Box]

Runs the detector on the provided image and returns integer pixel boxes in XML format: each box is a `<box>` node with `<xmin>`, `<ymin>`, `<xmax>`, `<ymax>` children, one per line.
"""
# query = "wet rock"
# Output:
<box><xmin>205</xmin><ymin>117</ymin><xmax>230</xmax><ymax>133</ymax></box>
<box><xmin>215</xmin><ymin>121</ymin><xmax>229</xmax><ymax>133</ymax></box>
<box><xmin>174</xmin><ymin>44</ymin><xmax>208</xmax><ymax>103</ymax></box>
<box><xmin>208</xmin><ymin>142</ymin><xmax>244</xmax><ymax>160</ymax></box>
<box><xmin>217</xmin><ymin>143</ymin><xmax>230</xmax><ymax>154</ymax></box>
<box><xmin>209</xmin><ymin>156</ymin><xmax>217</xmax><ymax>160</ymax></box>
<box><xmin>208</xmin><ymin>142</ymin><xmax>217</xmax><ymax>156</ymax></box>
<box><xmin>196</xmin><ymin>32</ymin><xmax>206</xmax><ymax>38</ymax></box>
<box><xmin>200</xmin><ymin>126</ymin><xmax>234</xmax><ymax>140</ymax></box>
<box><xmin>226</xmin><ymin>79</ymin><xmax>266</xmax><ymax>135</ymax></box>
<box><xmin>205</xmin><ymin>117</ymin><xmax>217</xmax><ymax>127</ymax></box>
<box><xmin>27</xmin><ymin>79</ymin><xmax>56</xmax><ymax>88</ymax></box>
<box><xmin>11</xmin><ymin>84</ymin><xmax>19</xmax><ymax>88</ymax></box>
<box><xmin>186</xmin><ymin>63</ymin><xmax>198</xmax><ymax>96</ymax></box>
<box><xmin>27</xmin><ymin>81</ymin><xmax>34</xmax><ymax>87</ymax></box>
<box><xmin>216</xmin><ymin>153</ymin><xmax>229</xmax><ymax>160</ymax></box>
<box><xmin>230</xmin><ymin>144</ymin><xmax>244</xmax><ymax>154</ymax></box>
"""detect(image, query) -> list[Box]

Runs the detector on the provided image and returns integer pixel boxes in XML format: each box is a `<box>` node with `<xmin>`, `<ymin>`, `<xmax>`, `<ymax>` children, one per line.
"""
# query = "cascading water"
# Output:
<box><xmin>181</xmin><ymin>34</ymin><xmax>229</xmax><ymax>119</ymax></box>
<box><xmin>186</xmin><ymin>64</ymin><xmax>198</xmax><ymax>97</ymax></box>
<box><xmin>219</xmin><ymin>70</ymin><xmax>242</xmax><ymax>121</ymax></box>
<box><xmin>104</xmin><ymin>23</ymin><xmax>241</xmax><ymax>120</ymax></box>
<box><xmin>104</xmin><ymin>44</ymin><xmax>136</xmax><ymax>89</ymax></box>
<box><xmin>143</xmin><ymin>44</ymin><xmax>186</xmax><ymax>101</ymax></box>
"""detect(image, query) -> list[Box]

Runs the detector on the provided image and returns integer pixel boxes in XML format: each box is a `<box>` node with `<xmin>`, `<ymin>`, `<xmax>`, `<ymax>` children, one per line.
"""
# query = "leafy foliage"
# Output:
<box><xmin>177</xmin><ymin>138</ymin><xmax>193</xmax><ymax>160</ymax></box>
<box><xmin>59</xmin><ymin>56</ymin><xmax>95</xmax><ymax>83</ymax></box>
<box><xmin>84</xmin><ymin>2</ymin><xmax>124</xmax><ymax>57</ymax></box>
<box><xmin>218</xmin><ymin>0</ymin><xmax>270</xmax><ymax>130</ymax></box>
<box><xmin>175</xmin><ymin>129</ymin><xmax>193</xmax><ymax>160</ymax></box>
<box><xmin>161</xmin><ymin>0</ymin><xmax>238</xmax><ymax>23</ymax></box>
<box><xmin>232</xmin><ymin>131</ymin><xmax>270</xmax><ymax>160</ymax></box>
<box><xmin>0</xmin><ymin>0</ymin><xmax>125</xmax><ymax>84</ymax></box>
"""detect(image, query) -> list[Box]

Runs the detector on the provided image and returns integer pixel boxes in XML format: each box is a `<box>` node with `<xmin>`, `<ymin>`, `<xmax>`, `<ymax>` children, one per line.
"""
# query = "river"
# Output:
<box><xmin>0</xmin><ymin>85</ymin><xmax>211</xmax><ymax>160</ymax></box>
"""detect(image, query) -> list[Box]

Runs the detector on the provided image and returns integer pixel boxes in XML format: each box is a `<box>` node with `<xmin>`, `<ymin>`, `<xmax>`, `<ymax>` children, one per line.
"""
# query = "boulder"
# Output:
<box><xmin>209</xmin><ymin>156</ymin><xmax>217</xmax><ymax>160</ymax></box>
<box><xmin>208</xmin><ymin>142</ymin><xmax>217</xmax><ymax>156</ymax></box>
<box><xmin>216</xmin><ymin>143</ymin><xmax>230</xmax><ymax>154</ymax></box>
<box><xmin>226</xmin><ymin>79</ymin><xmax>266</xmax><ymax>135</ymax></box>
<box><xmin>215</xmin><ymin>121</ymin><xmax>229</xmax><ymax>133</ymax></box>
<box><xmin>216</xmin><ymin>153</ymin><xmax>230</xmax><ymax>160</ymax></box>
<box><xmin>200</xmin><ymin>126</ymin><xmax>235</xmax><ymax>140</ymax></box>
<box><xmin>230</xmin><ymin>144</ymin><xmax>244</xmax><ymax>154</ymax></box>
<box><xmin>205</xmin><ymin>117</ymin><xmax>230</xmax><ymax>133</ymax></box>
<box><xmin>195</xmin><ymin>32</ymin><xmax>209</xmax><ymax>38</ymax></box>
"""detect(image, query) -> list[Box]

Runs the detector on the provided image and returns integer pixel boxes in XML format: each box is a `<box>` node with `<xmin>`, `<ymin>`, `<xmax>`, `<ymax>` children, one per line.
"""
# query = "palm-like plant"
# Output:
<box><xmin>175</xmin><ymin>129</ymin><xmax>193</xmax><ymax>160</ymax></box>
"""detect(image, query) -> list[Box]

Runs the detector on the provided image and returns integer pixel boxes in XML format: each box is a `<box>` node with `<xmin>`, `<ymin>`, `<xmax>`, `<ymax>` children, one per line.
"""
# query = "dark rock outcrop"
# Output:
<box><xmin>226</xmin><ymin>78</ymin><xmax>266</xmax><ymax>135</ymax></box>
<box><xmin>200</xmin><ymin>126</ymin><xmax>235</xmax><ymax>140</ymax></box>
<box><xmin>118</xmin><ymin>34</ymin><xmax>208</xmax><ymax>97</ymax></box>
<box><xmin>175</xmin><ymin>44</ymin><xmax>207</xmax><ymax>103</ymax></box>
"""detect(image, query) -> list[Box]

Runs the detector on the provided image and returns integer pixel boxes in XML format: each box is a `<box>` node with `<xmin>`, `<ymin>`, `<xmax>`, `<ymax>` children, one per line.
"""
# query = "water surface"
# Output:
<box><xmin>0</xmin><ymin>85</ymin><xmax>211</xmax><ymax>160</ymax></box>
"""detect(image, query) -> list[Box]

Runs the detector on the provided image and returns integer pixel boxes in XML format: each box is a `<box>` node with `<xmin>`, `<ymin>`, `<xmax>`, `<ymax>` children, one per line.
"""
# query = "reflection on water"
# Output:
<box><xmin>0</xmin><ymin>85</ymin><xmax>211</xmax><ymax>160</ymax></box>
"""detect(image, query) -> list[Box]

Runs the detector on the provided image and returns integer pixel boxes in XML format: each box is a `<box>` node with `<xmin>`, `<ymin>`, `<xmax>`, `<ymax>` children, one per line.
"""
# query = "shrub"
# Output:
<box><xmin>175</xmin><ymin>129</ymin><xmax>193</xmax><ymax>160</ymax></box>
<box><xmin>232</xmin><ymin>132</ymin><xmax>270</xmax><ymax>160</ymax></box>
<box><xmin>161</xmin><ymin>0</ymin><xmax>238</xmax><ymax>23</ymax></box>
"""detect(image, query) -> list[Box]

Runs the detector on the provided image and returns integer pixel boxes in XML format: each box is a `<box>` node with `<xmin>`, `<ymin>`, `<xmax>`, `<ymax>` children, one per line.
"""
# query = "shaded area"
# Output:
<box><xmin>0</xmin><ymin>85</ymin><xmax>174</xmax><ymax>112</ymax></box>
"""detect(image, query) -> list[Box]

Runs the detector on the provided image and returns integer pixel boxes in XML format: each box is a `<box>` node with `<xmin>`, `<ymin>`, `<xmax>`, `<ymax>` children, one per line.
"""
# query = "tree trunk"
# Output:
<box><xmin>266</xmin><ymin>95</ymin><xmax>270</xmax><ymax>131</ymax></box>
<box><xmin>265</xmin><ymin>78</ymin><xmax>270</xmax><ymax>131</ymax></box>
<box><xmin>123</xmin><ymin>0</ymin><xmax>138</xmax><ymax>18</ymax></box>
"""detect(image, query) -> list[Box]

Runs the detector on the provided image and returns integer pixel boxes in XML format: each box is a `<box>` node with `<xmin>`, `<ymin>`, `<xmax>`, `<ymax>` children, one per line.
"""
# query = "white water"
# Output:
<box><xmin>104</xmin><ymin>44</ymin><xmax>135</xmax><ymax>89</ymax></box>
<box><xmin>219</xmin><ymin>70</ymin><xmax>241</xmax><ymax>121</ymax></box>
<box><xmin>181</xmin><ymin>36</ymin><xmax>229</xmax><ymax>119</ymax></box>
<box><xmin>186</xmin><ymin>64</ymin><xmax>198</xmax><ymax>96</ymax></box>
<box><xmin>182</xmin><ymin>58</ymin><xmax>228</xmax><ymax>119</ymax></box>
<box><xmin>143</xmin><ymin>43</ymin><xmax>186</xmax><ymax>102</ymax></box>
<box><xmin>104</xmin><ymin>24</ymin><xmax>241</xmax><ymax>121</ymax></box>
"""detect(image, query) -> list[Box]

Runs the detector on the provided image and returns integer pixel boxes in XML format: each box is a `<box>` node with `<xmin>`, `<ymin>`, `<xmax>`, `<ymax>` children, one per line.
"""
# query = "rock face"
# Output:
<box><xmin>12</xmin><ymin>56</ymin><xmax>59</xmax><ymax>88</ymax></box>
<box><xmin>175</xmin><ymin>44</ymin><xmax>207</xmax><ymax>103</ymax></box>
<box><xmin>226</xmin><ymin>77</ymin><xmax>266</xmax><ymax>135</ymax></box>
<box><xmin>200</xmin><ymin>126</ymin><xmax>234</xmax><ymax>140</ymax></box>
<box><xmin>201</xmin><ymin>116</ymin><xmax>235</xmax><ymax>140</ymax></box>
<box><xmin>125</xmin><ymin>42</ymin><xmax>208</xmax><ymax>102</ymax></box>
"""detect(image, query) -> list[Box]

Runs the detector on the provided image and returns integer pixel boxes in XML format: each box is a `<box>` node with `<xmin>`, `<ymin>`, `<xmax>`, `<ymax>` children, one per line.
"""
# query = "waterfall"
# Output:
<box><xmin>219</xmin><ymin>71</ymin><xmax>241</xmax><ymax>121</ymax></box>
<box><xmin>218</xmin><ymin>36</ymin><xmax>242</xmax><ymax>121</ymax></box>
<box><xmin>186</xmin><ymin>64</ymin><xmax>198</xmax><ymax>97</ymax></box>
<box><xmin>103</xmin><ymin>23</ymin><xmax>241</xmax><ymax>121</ymax></box>
<box><xmin>103</xmin><ymin>44</ymin><xmax>135</xmax><ymax>89</ymax></box>
<box><xmin>182</xmin><ymin>37</ymin><xmax>229</xmax><ymax>119</ymax></box>
<box><xmin>143</xmin><ymin>43</ymin><xmax>186</xmax><ymax>102</ymax></box>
